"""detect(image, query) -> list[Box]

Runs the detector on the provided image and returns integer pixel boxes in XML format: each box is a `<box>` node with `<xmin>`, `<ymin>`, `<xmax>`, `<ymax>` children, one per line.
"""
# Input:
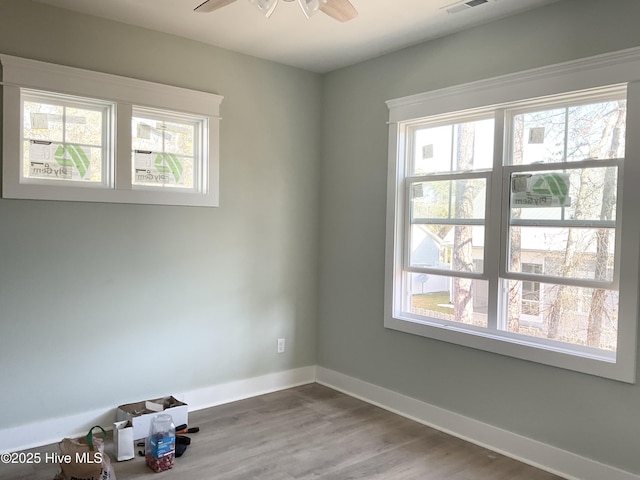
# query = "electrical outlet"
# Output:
<box><xmin>277</xmin><ymin>338</ymin><xmax>285</xmax><ymax>354</ymax></box>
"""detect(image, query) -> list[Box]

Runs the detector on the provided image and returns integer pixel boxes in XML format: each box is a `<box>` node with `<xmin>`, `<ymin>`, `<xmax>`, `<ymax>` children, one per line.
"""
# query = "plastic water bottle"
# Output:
<box><xmin>145</xmin><ymin>414</ymin><xmax>176</xmax><ymax>472</ymax></box>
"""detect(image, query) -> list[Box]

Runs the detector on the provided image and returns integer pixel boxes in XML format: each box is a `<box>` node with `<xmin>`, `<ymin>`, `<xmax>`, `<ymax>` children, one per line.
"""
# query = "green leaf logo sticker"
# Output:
<box><xmin>154</xmin><ymin>154</ymin><xmax>183</xmax><ymax>183</ymax></box>
<box><xmin>532</xmin><ymin>173</ymin><xmax>570</xmax><ymax>206</ymax></box>
<box><xmin>54</xmin><ymin>144</ymin><xmax>90</xmax><ymax>178</ymax></box>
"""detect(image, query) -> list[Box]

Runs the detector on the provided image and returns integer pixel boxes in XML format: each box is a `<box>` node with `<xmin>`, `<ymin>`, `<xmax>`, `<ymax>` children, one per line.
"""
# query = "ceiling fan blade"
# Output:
<box><xmin>194</xmin><ymin>0</ymin><xmax>238</xmax><ymax>13</ymax></box>
<box><xmin>319</xmin><ymin>0</ymin><xmax>357</xmax><ymax>22</ymax></box>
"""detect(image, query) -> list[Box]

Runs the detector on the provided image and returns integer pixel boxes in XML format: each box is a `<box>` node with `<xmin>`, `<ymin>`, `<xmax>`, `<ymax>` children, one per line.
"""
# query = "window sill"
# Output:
<box><xmin>385</xmin><ymin>313</ymin><xmax>629</xmax><ymax>382</ymax></box>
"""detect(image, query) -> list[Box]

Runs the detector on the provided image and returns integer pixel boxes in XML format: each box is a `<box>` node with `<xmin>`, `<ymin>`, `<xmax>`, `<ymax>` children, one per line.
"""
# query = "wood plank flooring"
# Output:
<box><xmin>0</xmin><ymin>383</ymin><xmax>565</xmax><ymax>479</ymax></box>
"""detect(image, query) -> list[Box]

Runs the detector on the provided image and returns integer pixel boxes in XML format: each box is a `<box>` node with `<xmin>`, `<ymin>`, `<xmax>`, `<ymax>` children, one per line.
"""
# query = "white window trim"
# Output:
<box><xmin>385</xmin><ymin>47</ymin><xmax>640</xmax><ymax>383</ymax></box>
<box><xmin>1</xmin><ymin>54</ymin><xmax>223</xmax><ymax>207</ymax></box>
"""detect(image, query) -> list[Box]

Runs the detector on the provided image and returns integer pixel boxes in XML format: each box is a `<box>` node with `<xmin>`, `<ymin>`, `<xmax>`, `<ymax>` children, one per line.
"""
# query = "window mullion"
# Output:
<box><xmin>411</xmin><ymin>218</ymin><xmax>484</xmax><ymax>226</ymax></box>
<box><xmin>62</xmin><ymin>105</ymin><xmax>67</xmax><ymax>147</ymax></box>
<box><xmin>115</xmin><ymin>102</ymin><xmax>132</xmax><ymax>190</ymax></box>
<box><xmin>485</xmin><ymin>109</ymin><xmax>506</xmax><ymax>330</ymax></box>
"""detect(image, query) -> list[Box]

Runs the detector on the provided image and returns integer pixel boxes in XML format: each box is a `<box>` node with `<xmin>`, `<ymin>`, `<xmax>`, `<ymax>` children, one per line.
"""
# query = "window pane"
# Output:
<box><xmin>407</xmin><ymin>273</ymin><xmax>488</xmax><ymax>327</ymax></box>
<box><xmin>503</xmin><ymin>279</ymin><xmax>618</xmax><ymax>352</ymax></box>
<box><xmin>412</xmin><ymin>118</ymin><xmax>493</xmax><ymax>174</ymax></box>
<box><xmin>510</xmin><ymin>167</ymin><xmax>617</xmax><ymax>222</ymax></box>
<box><xmin>512</xmin><ymin>107</ymin><xmax>565</xmax><ymax>165</ymax></box>
<box><xmin>508</xmin><ymin>226</ymin><xmax>615</xmax><ymax>282</ymax></box>
<box><xmin>133</xmin><ymin>117</ymin><xmax>163</xmax><ymax>152</ymax></box>
<box><xmin>410</xmin><ymin>225</ymin><xmax>484</xmax><ymax>272</ymax></box>
<box><xmin>132</xmin><ymin>117</ymin><xmax>195</xmax><ymax>156</ymax></box>
<box><xmin>164</xmin><ymin>122</ymin><xmax>195</xmax><ymax>156</ymax></box>
<box><xmin>65</xmin><ymin>107</ymin><xmax>104</xmax><ymax>146</ymax></box>
<box><xmin>23</xmin><ymin>141</ymin><xmax>103</xmax><ymax>183</ymax></box>
<box><xmin>411</xmin><ymin>178</ymin><xmax>486</xmax><ymax>221</ymax></box>
<box><xmin>23</xmin><ymin>101</ymin><xmax>63</xmax><ymax>142</ymax></box>
<box><xmin>567</xmin><ymin>100</ymin><xmax>626</xmax><ymax>162</ymax></box>
<box><xmin>511</xmin><ymin>99</ymin><xmax>627</xmax><ymax>165</ymax></box>
<box><xmin>133</xmin><ymin>152</ymin><xmax>194</xmax><ymax>188</ymax></box>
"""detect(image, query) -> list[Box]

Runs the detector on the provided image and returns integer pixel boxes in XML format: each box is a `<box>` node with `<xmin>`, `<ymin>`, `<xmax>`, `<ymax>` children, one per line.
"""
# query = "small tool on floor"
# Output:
<box><xmin>174</xmin><ymin>424</ymin><xmax>200</xmax><ymax>434</ymax></box>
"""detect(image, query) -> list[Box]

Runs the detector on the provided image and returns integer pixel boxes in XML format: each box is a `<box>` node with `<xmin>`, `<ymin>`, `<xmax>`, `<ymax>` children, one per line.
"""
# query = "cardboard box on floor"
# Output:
<box><xmin>116</xmin><ymin>396</ymin><xmax>188</xmax><ymax>440</ymax></box>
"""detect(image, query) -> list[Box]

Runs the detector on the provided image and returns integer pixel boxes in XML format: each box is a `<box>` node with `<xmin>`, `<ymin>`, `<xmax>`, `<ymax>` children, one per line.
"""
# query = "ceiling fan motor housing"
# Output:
<box><xmin>297</xmin><ymin>0</ymin><xmax>320</xmax><ymax>18</ymax></box>
<box><xmin>195</xmin><ymin>0</ymin><xmax>358</xmax><ymax>22</ymax></box>
<box><xmin>249</xmin><ymin>0</ymin><xmax>278</xmax><ymax>17</ymax></box>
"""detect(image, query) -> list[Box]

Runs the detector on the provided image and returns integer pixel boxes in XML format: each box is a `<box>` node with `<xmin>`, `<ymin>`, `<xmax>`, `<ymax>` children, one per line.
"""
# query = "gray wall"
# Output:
<box><xmin>2</xmin><ymin>0</ymin><xmax>640</xmax><ymax>475</ymax></box>
<box><xmin>318</xmin><ymin>0</ymin><xmax>640</xmax><ymax>475</ymax></box>
<box><xmin>0</xmin><ymin>1</ymin><xmax>320</xmax><ymax>427</ymax></box>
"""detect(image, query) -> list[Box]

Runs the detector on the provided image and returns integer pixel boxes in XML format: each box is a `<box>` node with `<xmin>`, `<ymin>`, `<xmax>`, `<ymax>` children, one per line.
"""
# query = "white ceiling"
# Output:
<box><xmin>33</xmin><ymin>0</ymin><xmax>561</xmax><ymax>73</ymax></box>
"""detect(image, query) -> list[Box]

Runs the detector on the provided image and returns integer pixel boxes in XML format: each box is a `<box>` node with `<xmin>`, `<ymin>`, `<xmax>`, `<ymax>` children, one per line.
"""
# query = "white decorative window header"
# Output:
<box><xmin>1</xmin><ymin>54</ymin><xmax>223</xmax><ymax>207</ymax></box>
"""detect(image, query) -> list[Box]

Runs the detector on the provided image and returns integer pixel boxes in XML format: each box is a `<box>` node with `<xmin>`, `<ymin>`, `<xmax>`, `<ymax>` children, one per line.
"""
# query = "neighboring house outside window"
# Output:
<box><xmin>521</xmin><ymin>263</ymin><xmax>542</xmax><ymax>317</ymax></box>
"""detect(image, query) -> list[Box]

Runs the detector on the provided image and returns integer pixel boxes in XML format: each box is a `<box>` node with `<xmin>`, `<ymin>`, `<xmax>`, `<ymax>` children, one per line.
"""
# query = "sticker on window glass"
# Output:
<box><xmin>511</xmin><ymin>172</ymin><xmax>571</xmax><ymax>207</ymax></box>
<box><xmin>28</xmin><ymin>140</ymin><xmax>92</xmax><ymax>180</ymax></box>
<box><xmin>134</xmin><ymin>150</ymin><xmax>185</xmax><ymax>186</ymax></box>
<box><xmin>30</xmin><ymin>113</ymin><xmax>49</xmax><ymax>130</ymax></box>
<box><xmin>528</xmin><ymin>127</ymin><xmax>545</xmax><ymax>144</ymax></box>
<box><xmin>137</xmin><ymin>124</ymin><xmax>152</xmax><ymax>140</ymax></box>
<box><xmin>422</xmin><ymin>144</ymin><xmax>434</xmax><ymax>159</ymax></box>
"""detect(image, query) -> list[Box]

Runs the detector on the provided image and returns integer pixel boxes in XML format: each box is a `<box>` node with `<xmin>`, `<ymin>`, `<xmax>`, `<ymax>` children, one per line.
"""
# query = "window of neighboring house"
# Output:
<box><xmin>521</xmin><ymin>263</ymin><xmax>542</xmax><ymax>316</ymax></box>
<box><xmin>2</xmin><ymin>54</ymin><xmax>222</xmax><ymax>206</ymax></box>
<box><xmin>385</xmin><ymin>50</ymin><xmax>640</xmax><ymax>382</ymax></box>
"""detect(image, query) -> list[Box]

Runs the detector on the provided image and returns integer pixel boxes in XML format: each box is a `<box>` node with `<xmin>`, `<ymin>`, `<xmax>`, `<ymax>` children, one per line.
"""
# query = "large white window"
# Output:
<box><xmin>2</xmin><ymin>55</ymin><xmax>222</xmax><ymax>207</ymax></box>
<box><xmin>385</xmin><ymin>49</ymin><xmax>640</xmax><ymax>382</ymax></box>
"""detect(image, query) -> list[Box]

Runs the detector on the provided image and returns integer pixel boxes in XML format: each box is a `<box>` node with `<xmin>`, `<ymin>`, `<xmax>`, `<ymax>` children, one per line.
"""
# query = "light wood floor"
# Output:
<box><xmin>0</xmin><ymin>383</ymin><xmax>564</xmax><ymax>479</ymax></box>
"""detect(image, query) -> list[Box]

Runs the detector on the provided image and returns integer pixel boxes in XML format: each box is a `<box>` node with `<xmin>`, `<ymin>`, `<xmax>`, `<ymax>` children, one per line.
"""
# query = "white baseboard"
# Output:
<box><xmin>178</xmin><ymin>365</ymin><xmax>317</xmax><ymax>412</ymax></box>
<box><xmin>3</xmin><ymin>364</ymin><xmax>637</xmax><ymax>480</ymax></box>
<box><xmin>0</xmin><ymin>407</ymin><xmax>116</xmax><ymax>456</ymax></box>
<box><xmin>315</xmin><ymin>366</ymin><xmax>639</xmax><ymax>480</ymax></box>
<box><xmin>0</xmin><ymin>365</ymin><xmax>316</xmax><ymax>454</ymax></box>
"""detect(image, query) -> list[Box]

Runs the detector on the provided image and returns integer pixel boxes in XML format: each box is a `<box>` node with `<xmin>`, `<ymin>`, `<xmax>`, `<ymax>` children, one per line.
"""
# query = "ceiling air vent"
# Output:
<box><xmin>444</xmin><ymin>0</ymin><xmax>490</xmax><ymax>14</ymax></box>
